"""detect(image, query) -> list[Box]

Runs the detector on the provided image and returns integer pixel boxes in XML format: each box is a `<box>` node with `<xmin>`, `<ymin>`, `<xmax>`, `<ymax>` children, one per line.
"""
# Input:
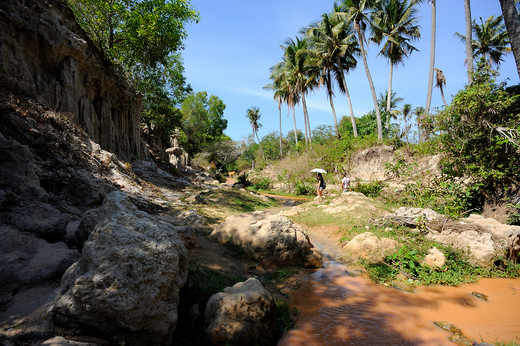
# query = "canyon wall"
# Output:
<box><xmin>0</xmin><ymin>0</ymin><xmax>147</xmax><ymax>159</ymax></box>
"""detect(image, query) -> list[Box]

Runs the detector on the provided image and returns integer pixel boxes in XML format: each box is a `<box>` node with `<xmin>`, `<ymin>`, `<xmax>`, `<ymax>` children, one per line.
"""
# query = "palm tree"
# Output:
<box><xmin>370</xmin><ymin>0</ymin><xmax>420</xmax><ymax>114</ymax></box>
<box><xmin>279</xmin><ymin>37</ymin><xmax>317</xmax><ymax>145</ymax></box>
<box><xmin>499</xmin><ymin>0</ymin><xmax>520</xmax><ymax>78</ymax></box>
<box><xmin>455</xmin><ymin>15</ymin><xmax>511</xmax><ymax>67</ymax></box>
<box><xmin>434</xmin><ymin>67</ymin><xmax>447</xmax><ymax>106</ymax></box>
<box><xmin>341</xmin><ymin>0</ymin><xmax>383</xmax><ymax>141</ymax></box>
<box><xmin>306</xmin><ymin>6</ymin><xmax>360</xmax><ymax>138</ymax></box>
<box><xmin>400</xmin><ymin>103</ymin><xmax>412</xmax><ymax>143</ymax></box>
<box><xmin>412</xmin><ymin>0</ymin><xmax>436</xmax><ymax>117</ymax></box>
<box><xmin>246</xmin><ymin>106</ymin><xmax>266</xmax><ymax>162</ymax></box>
<box><xmin>378</xmin><ymin>90</ymin><xmax>403</xmax><ymax>135</ymax></box>
<box><xmin>465</xmin><ymin>0</ymin><xmax>473</xmax><ymax>84</ymax></box>
<box><xmin>263</xmin><ymin>77</ymin><xmax>285</xmax><ymax>158</ymax></box>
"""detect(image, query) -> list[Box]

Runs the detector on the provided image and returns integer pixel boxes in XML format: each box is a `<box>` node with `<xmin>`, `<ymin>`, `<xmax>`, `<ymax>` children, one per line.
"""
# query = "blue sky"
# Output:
<box><xmin>181</xmin><ymin>1</ymin><xmax>519</xmax><ymax>142</ymax></box>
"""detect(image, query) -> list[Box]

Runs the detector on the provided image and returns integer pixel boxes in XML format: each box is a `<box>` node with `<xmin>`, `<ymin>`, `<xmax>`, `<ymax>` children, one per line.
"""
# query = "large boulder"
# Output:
<box><xmin>0</xmin><ymin>226</ymin><xmax>79</xmax><ymax>288</ymax></box>
<box><xmin>210</xmin><ymin>211</ymin><xmax>316</xmax><ymax>266</ymax></box>
<box><xmin>343</xmin><ymin>232</ymin><xmax>399</xmax><ymax>264</ymax></box>
<box><xmin>204</xmin><ymin>278</ymin><xmax>276</xmax><ymax>345</ymax></box>
<box><xmin>50</xmin><ymin>191</ymin><xmax>188</xmax><ymax>345</ymax></box>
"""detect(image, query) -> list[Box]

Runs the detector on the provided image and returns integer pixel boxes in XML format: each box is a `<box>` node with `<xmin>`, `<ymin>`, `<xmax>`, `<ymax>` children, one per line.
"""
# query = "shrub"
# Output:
<box><xmin>294</xmin><ymin>180</ymin><xmax>315</xmax><ymax>196</ymax></box>
<box><xmin>352</xmin><ymin>180</ymin><xmax>385</xmax><ymax>197</ymax></box>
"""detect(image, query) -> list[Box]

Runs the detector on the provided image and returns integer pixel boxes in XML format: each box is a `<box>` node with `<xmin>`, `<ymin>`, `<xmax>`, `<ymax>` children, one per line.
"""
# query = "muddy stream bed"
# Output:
<box><xmin>279</xmin><ymin>258</ymin><xmax>520</xmax><ymax>345</ymax></box>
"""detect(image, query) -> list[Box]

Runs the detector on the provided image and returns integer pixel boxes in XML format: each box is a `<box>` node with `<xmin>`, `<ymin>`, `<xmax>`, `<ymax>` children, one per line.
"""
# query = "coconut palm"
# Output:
<box><xmin>499</xmin><ymin>0</ymin><xmax>520</xmax><ymax>78</ymax></box>
<box><xmin>370</xmin><ymin>0</ymin><xmax>420</xmax><ymax>114</ymax></box>
<box><xmin>306</xmin><ymin>5</ymin><xmax>360</xmax><ymax>138</ymax></box>
<box><xmin>278</xmin><ymin>37</ymin><xmax>318</xmax><ymax>145</ymax></box>
<box><xmin>378</xmin><ymin>90</ymin><xmax>403</xmax><ymax>135</ymax></box>
<box><xmin>340</xmin><ymin>0</ymin><xmax>383</xmax><ymax>141</ymax></box>
<box><xmin>464</xmin><ymin>0</ymin><xmax>473</xmax><ymax>84</ymax></box>
<box><xmin>434</xmin><ymin>67</ymin><xmax>447</xmax><ymax>106</ymax></box>
<box><xmin>263</xmin><ymin>77</ymin><xmax>285</xmax><ymax>157</ymax></box>
<box><xmin>412</xmin><ymin>0</ymin><xmax>436</xmax><ymax>116</ymax></box>
<box><xmin>455</xmin><ymin>15</ymin><xmax>511</xmax><ymax>68</ymax></box>
<box><xmin>246</xmin><ymin>106</ymin><xmax>266</xmax><ymax>162</ymax></box>
<box><xmin>400</xmin><ymin>103</ymin><xmax>412</xmax><ymax>143</ymax></box>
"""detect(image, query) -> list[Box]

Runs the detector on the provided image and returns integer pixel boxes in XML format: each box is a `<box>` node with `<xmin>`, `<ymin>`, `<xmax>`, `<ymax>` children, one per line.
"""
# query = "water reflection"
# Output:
<box><xmin>279</xmin><ymin>260</ymin><xmax>520</xmax><ymax>345</ymax></box>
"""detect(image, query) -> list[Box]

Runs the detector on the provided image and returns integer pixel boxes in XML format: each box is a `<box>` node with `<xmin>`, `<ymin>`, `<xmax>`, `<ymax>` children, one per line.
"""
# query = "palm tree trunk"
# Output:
<box><xmin>464</xmin><ymin>0</ymin><xmax>473</xmax><ymax>84</ymax></box>
<box><xmin>499</xmin><ymin>0</ymin><xmax>520</xmax><ymax>79</ymax></box>
<box><xmin>424</xmin><ymin>0</ymin><xmax>436</xmax><ymax>142</ymax></box>
<box><xmin>440</xmin><ymin>87</ymin><xmax>447</xmax><ymax>106</ymax></box>
<box><xmin>278</xmin><ymin>101</ymin><xmax>283</xmax><ymax>157</ymax></box>
<box><xmin>302</xmin><ymin>94</ymin><xmax>312</xmax><ymax>144</ymax></box>
<box><xmin>301</xmin><ymin>99</ymin><xmax>309</xmax><ymax>145</ymax></box>
<box><xmin>328</xmin><ymin>93</ymin><xmax>340</xmax><ymax>139</ymax></box>
<box><xmin>255</xmin><ymin>132</ymin><xmax>267</xmax><ymax>162</ymax></box>
<box><xmin>357</xmin><ymin>27</ymin><xmax>383</xmax><ymax>141</ymax></box>
<box><xmin>291</xmin><ymin>104</ymin><xmax>298</xmax><ymax>146</ymax></box>
<box><xmin>386</xmin><ymin>63</ymin><xmax>393</xmax><ymax>113</ymax></box>
<box><xmin>340</xmin><ymin>69</ymin><xmax>358</xmax><ymax>137</ymax></box>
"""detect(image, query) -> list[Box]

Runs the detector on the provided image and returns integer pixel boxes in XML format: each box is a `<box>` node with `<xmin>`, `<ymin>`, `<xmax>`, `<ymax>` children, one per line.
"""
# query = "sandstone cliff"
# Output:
<box><xmin>0</xmin><ymin>0</ymin><xmax>146</xmax><ymax>159</ymax></box>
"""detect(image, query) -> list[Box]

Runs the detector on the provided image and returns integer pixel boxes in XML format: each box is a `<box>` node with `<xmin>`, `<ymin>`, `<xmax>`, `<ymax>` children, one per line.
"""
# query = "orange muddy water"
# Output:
<box><xmin>279</xmin><ymin>261</ymin><xmax>520</xmax><ymax>345</ymax></box>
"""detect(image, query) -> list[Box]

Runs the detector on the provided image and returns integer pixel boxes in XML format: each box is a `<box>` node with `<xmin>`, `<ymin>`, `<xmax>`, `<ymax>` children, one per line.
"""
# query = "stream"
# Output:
<box><xmin>278</xmin><ymin>259</ymin><xmax>520</xmax><ymax>345</ymax></box>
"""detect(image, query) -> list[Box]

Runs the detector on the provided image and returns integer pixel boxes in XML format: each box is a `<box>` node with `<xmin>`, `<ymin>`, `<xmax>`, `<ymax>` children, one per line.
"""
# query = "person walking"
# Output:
<box><xmin>342</xmin><ymin>173</ymin><xmax>351</xmax><ymax>192</ymax></box>
<box><xmin>316</xmin><ymin>172</ymin><xmax>325</xmax><ymax>198</ymax></box>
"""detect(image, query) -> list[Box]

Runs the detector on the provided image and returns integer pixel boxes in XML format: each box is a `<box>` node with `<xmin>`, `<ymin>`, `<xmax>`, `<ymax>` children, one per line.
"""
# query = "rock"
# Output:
<box><xmin>343</xmin><ymin>232</ymin><xmax>399</xmax><ymax>264</ymax></box>
<box><xmin>471</xmin><ymin>291</ymin><xmax>488</xmax><ymax>301</ymax></box>
<box><xmin>2</xmin><ymin>201</ymin><xmax>68</xmax><ymax>241</ymax></box>
<box><xmin>394</xmin><ymin>207</ymin><xmax>443</xmax><ymax>222</ymax></box>
<box><xmin>62</xmin><ymin>169</ymin><xmax>112</xmax><ymax>208</ymax></box>
<box><xmin>462</xmin><ymin>214</ymin><xmax>520</xmax><ymax>260</ymax></box>
<box><xmin>41</xmin><ymin>336</ymin><xmax>100</xmax><ymax>345</ymax></box>
<box><xmin>210</xmin><ymin>211</ymin><xmax>314</xmax><ymax>265</ymax></box>
<box><xmin>0</xmin><ymin>133</ymin><xmax>47</xmax><ymax>200</ymax></box>
<box><xmin>425</xmin><ymin>222</ymin><xmax>498</xmax><ymax>267</ymax></box>
<box><xmin>423</xmin><ymin>247</ymin><xmax>446</xmax><ymax>268</ymax></box>
<box><xmin>50</xmin><ymin>191</ymin><xmax>188</xmax><ymax>345</ymax></box>
<box><xmin>0</xmin><ymin>226</ymin><xmax>79</xmax><ymax>288</ymax></box>
<box><xmin>204</xmin><ymin>278</ymin><xmax>276</xmax><ymax>345</ymax></box>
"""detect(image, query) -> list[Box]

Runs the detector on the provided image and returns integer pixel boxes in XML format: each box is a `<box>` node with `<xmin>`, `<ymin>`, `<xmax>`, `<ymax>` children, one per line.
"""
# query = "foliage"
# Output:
<box><xmin>507</xmin><ymin>203</ymin><xmax>520</xmax><ymax>225</ymax></box>
<box><xmin>401</xmin><ymin>178</ymin><xmax>483</xmax><ymax>219</ymax></box>
<box><xmin>274</xmin><ymin>300</ymin><xmax>296</xmax><ymax>333</ymax></box>
<box><xmin>180</xmin><ymin>91</ymin><xmax>228</xmax><ymax>155</ymax></box>
<box><xmin>436</xmin><ymin>61</ymin><xmax>520</xmax><ymax>205</ymax></box>
<box><xmin>384</xmin><ymin>156</ymin><xmax>417</xmax><ymax>179</ymax></box>
<box><xmin>352</xmin><ymin>179</ymin><xmax>385</xmax><ymax>197</ymax></box>
<box><xmin>363</xmin><ymin>227</ymin><xmax>520</xmax><ymax>286</ymax></box>
<box><xmin>66</xmin><ymin>0</ymin><xmax>198</xmax><ymax>71</ymax></box>
<box><xmin>251</xmin><ymin>177</ymin><xmax>272</xmax><ymax>191</ymax></box>
<box><xmin>294</xmin><ymin>180</ymin><xmax>315</xmax><ymax>196</ymax></box>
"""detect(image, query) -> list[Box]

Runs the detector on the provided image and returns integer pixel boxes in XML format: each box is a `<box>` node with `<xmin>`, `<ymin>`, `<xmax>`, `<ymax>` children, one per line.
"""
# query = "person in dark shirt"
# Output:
<box><xmin>316</xmin><ymin>172</ymin><xmax>325</xmax><ymax>198</ymax></box>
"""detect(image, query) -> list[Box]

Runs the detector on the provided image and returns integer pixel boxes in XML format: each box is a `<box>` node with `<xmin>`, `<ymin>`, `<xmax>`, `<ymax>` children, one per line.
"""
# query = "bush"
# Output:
<box><xmin>251</xmin><ymin>177</ymin><xmax>271</xmax><ymax>190</ymax></box>
<box><xmin>352</xmin><ymin>180</ymin><xmax>385</xmax><ymax>197</ymax></box>
<box><xmin>294</xmin><ymin>180</ymin><xmax>315</xmax><ymax>196</ymax></box>
<box><xmin>436</xmin><ymin>60</ymin><xmax>520</xmax><ymax>207</ymax></box>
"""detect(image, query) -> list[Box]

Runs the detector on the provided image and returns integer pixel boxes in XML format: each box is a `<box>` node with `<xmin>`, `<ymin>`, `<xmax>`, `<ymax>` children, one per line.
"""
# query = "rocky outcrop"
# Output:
<box><xmin>210</xmin><ymin>211</ymin><xmax>319</xmax><ymax>266</ymax></box>
<box><xmin>386</xmin><ymin>207</ymin><xmax>520</xmax><ymax>267</ymax></box>
<box><xmin>204</xmin><ymin>278</ymin><xmax>276</xmax><ymax>345</ymax></box>
<box><xmin>51</xmin><ymin>191</ymin><xmax>189</xmax><ymax>345</ymax></box>
<box><xmin>0</xmin><ymin>0</ymin><xmax>146</xmax><ymax>159</ymax></box>
<box><xmin>343</xmin><ymin>232</ymin><xmax>399</xmax><ymax>264</ymax></box>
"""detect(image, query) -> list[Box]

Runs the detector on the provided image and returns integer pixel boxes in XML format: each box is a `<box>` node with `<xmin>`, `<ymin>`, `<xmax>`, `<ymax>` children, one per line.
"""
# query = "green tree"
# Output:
<box><xmin>437</xmin><ymin>60</ymin><xmax>520</xmax><ymax>204</ymax></box>
<box><xmin>370</xmin><ymin>0</ymin><xmax>420</xmax><ymax>113</ymax></box>
<box><xmin>246</xmin><ymin>106</ymin><xmax>267</xmax><ymax>162</ymax></box>
<box><xmin>455</xmin><ymin>15</ymin><xmax>511</xmax><ymax>68</ymax></box>
<box><xmin>137</xmin><ymin>54</ymin><xmax>190</xmax><ymax>144</ymax></box>
<box><xmin>307</xmin><ymin>5</ymin><xmax>360</xmax><ymax>138</ymax></box>
<box><xmin>341</xmin><ymin>0</ymin><xmax>383</xmax><ymax>140</ymax></box>
<box><xmin>66</xmin><ymin>0</ymin><xmax>198</xmax><ymax>70</ymax></box>
<box><xmin>180</xmin><ymin>91</ymin><xmax>228</xmax><ymax>155</ymax></box>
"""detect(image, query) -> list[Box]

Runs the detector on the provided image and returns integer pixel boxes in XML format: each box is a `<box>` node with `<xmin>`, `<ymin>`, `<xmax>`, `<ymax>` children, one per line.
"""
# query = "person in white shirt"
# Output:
<box><xmin>341</xmin><ymin>173</ymin><xmax>350</xmax><ymax>192</ymax></box>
